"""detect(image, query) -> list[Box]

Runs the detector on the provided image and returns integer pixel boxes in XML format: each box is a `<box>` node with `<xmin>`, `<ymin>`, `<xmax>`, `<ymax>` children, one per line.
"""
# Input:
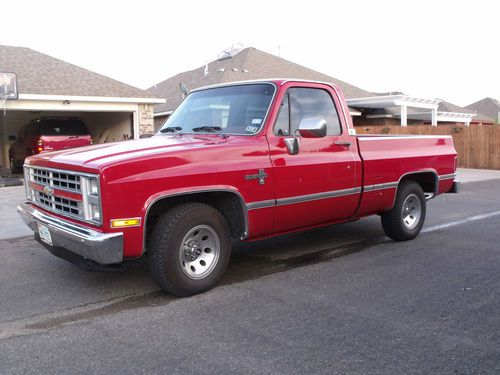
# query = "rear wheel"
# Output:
<box><xmin>149</xmin><ymin>202</ymin><xmax>231</xmax><ymax>297</ymax></box>
<box><xmin>381</xmin><ymin>181</ymin><xmax>426</xmax><ymax>241</ymax></box>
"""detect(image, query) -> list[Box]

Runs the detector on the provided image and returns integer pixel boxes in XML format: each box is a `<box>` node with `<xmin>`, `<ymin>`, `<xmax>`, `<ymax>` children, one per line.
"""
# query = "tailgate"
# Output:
<box><xmin>42</xmin><ymin>135</ymin><xmax>92</xmax><ymax>152</ymax></box>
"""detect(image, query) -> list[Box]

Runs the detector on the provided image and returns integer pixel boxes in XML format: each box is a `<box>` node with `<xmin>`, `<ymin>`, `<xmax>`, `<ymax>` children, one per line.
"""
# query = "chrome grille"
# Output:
<box><xmin>34</xmin><ymin>190</ymin><xmax>82</xmax><ymax>217</ymax></box>
<box><xmin>24</xmin><ymin>166</ymin><xmax>101</xmax><ymax>225</ymax></box>
<box><xmin>30</xmin><ymin>167</ymin><xmax>81</xmax><ymax>193</ymax></box>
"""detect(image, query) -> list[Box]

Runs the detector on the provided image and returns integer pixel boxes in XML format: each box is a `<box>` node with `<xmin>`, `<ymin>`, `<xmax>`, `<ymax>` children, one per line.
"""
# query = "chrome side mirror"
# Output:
<box><xmin>284</xmin><ymin>137</ymin><xmax>299</xmax><ymax>155</ymax></box>
<box><xmin>298</xmin><ymin>117</ymin><xmax>327</xmax><ymax>138</ymax></box>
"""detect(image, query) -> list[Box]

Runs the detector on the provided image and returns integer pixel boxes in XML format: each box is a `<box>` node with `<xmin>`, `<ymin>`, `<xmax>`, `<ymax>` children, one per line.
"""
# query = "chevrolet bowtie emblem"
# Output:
<box><xmin>245</xmin><ymin>169</ymin><xmax>268</xmax><ymax>185</ymax></box>
<box><xmin>43</xmin><ymin>185</ymin><xmax>54</xmax><ymax>195</ymax></box>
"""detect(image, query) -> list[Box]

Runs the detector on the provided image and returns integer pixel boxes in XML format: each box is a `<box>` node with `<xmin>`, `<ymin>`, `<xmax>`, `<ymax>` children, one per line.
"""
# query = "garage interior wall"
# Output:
<box><xmin>79</xmin><ymin>112</ymin><xmax>132</xmax><ymax>143</ymax></box>
<box><xmin>0</xmin><ymin>111</ymin><xmax>133</xmax><ymax>168</ymax></box>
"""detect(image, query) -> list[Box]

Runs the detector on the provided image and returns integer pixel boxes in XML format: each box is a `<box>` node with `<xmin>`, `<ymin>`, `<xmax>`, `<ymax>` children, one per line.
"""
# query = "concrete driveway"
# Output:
<box><xmin>0</xmin><ymin>185</ymin><xmax>29</xmax><ymax>239</ymax></box>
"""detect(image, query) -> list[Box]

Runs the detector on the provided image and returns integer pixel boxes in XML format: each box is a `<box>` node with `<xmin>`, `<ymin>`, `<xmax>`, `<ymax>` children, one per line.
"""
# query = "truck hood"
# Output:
<box><xmin>26</xmin><ymin>135</ymin><xmax>228</xmax><ymax>171</ymax></box>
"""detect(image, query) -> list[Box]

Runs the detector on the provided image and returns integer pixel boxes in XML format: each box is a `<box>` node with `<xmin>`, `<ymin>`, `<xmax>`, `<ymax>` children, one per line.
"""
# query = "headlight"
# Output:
<box><xmin>89</xmin><ymin>203</ymin><xmax>101</xmax><ymax>221</ymax></box>
<box><xmin>89</xmin><ymin>178</ymin><xmax>99</xmax><ymax>195</ymax></box>
<box><xmin>81</xmin><ymin>176</ymin><xmax>102</xmax><ymax>224</ymax></box>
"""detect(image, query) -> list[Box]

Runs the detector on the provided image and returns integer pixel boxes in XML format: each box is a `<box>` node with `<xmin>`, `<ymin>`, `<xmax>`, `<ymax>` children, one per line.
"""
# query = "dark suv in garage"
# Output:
<box><xmin>8</xmin><ymin>116</ymin><xmax>92</xmax><ymax>173</ymax></box>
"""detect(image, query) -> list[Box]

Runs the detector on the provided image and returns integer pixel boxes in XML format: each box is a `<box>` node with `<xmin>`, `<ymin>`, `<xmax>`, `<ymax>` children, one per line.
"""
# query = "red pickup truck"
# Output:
<box><xmin>9</xmin><ymin>116</ymin><xmax>92</xmax><ymax>173</ymax></box>
<box><xmin>18</xmin><ymin>80</ymin><xmax>459</xmax><ymax>296</ymax></box>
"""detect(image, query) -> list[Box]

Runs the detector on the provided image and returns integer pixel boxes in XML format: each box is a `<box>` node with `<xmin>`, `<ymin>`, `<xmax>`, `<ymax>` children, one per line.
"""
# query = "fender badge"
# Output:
<box><xmin>245</xmin><ymin>169</ymin><xmax>268</xmax><ymax>185</ymax></box>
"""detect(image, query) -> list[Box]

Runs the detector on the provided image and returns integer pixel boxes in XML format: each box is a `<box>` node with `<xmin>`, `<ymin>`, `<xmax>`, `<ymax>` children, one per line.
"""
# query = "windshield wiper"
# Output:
<box><xmin>160</xmin><ymin>126</ymin><xmax>183</xmax><ymax>133</ymax></box>
<box><xmin>191</xmin><ymin>126</ymin><xmax>222</xmax><ymax>133</ymax></box>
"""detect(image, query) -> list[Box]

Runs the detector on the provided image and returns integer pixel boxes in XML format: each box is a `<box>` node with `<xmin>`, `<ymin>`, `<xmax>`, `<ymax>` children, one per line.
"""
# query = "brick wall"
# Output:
<box><xmin>138</xmin><ymin>104</ymin><xmax>155</xmax><ymax>137</ymax></box>
<box><xmin>154</xmin><ymin>114</ymin><xmax>168</xmax><ymax>132</ymax></box>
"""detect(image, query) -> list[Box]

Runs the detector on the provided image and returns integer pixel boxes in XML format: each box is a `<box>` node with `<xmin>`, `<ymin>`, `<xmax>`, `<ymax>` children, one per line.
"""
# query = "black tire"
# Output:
<box><xmin>381</xmin><ymin>181</ymin><xmax>426</xmax><ymax>241</ymax></box>
<box><xmin>149</xmin><ymin>202</ymin><xmax>231</xmax><ymax>297</ymax></box>
<box><xmin>10</xmin><ymin>157</ymin><xmax>20</xmax><ymax>174</ymax></box>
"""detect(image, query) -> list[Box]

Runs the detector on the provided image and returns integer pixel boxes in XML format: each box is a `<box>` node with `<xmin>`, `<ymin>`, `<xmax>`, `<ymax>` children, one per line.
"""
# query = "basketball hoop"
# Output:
<box><xmin>0</xmin><ymin>72</ymin><xmax>18</xmax><ymax>115</ymax></box>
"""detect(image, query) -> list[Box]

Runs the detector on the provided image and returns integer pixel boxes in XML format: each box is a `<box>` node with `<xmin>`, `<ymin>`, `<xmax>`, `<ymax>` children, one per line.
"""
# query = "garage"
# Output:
<box><xmin>0</xmin><ymin>45</ymin><xmax>164</xmax><ymax>170</ymax></box>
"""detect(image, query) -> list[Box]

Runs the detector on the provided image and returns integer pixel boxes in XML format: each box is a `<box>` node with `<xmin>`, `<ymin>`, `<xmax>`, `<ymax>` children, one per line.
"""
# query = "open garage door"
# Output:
<box><xmin>0</xmin><ymin>110</ymin><xmax>133</xmax><ymax>169</ymax></box>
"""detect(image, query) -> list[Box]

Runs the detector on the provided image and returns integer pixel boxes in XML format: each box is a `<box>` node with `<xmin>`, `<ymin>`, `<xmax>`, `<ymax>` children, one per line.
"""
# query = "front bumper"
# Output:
<box><xmin>17</xmin><ymin>203</ymin><xmax>123</xmax><ymax>265</ymax></box>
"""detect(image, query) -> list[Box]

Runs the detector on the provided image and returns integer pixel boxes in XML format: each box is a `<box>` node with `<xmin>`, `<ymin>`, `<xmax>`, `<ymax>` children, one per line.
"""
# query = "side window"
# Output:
<box><xmin>30</xmin><ymin>122</ymin><xmax>40</xmax><ymax>137</ymax></box>
<box><xmin>273</xmin><ymin>93</ymin><xmax>290</xmax><ymax>136</ymax></box>
<box><xmin>289</xmin><ymin>88</ymin><xmax>341</xmax><ymax>136</ymax></box>
<box><xmin>25</xmin><ymin>123</ymin><xmax>37</xmax><ymax>138</ymax></box>
<box><xmin>273</xmin><ymin>87</ymin><xmax>342</xmax><ymax>136</ymax></box>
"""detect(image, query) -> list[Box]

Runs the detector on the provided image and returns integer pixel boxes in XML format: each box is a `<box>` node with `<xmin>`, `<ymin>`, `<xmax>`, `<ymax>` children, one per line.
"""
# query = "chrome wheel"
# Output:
<box><xmin>179</xmin><ymin>224</ymin><xmax>220</xmax><ymax>280</ymax></box>
<box><xmin>402</xmin><ymin>193</ymin><xmax>421</xmax><ymax>230</ymax></box>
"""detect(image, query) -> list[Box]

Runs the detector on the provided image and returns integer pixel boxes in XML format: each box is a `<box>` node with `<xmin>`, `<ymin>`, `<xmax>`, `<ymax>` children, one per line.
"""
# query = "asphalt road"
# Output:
<box><xmin>1</xmin><ymin>179</ymin><xmax>499</xmax><ymax>374</ymax></box>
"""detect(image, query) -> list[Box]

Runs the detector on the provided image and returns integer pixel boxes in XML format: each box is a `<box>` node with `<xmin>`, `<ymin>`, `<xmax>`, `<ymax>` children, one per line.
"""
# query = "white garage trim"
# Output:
<box><xmin>2</xmin><ymin>99</ymin><xmax>139</xmax><ymax>112</ymax></box>
<box><xmin>18</xmin><ymin>93</ymin><xmax>165</xmax><ymax>104</ymax></box>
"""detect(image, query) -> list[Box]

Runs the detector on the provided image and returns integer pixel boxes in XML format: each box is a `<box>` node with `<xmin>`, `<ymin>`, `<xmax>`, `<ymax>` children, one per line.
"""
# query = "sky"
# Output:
<box><xmin>1</xmin><ymin>0</ymin><xmax>498</xmax><ymax>106</ymax></box>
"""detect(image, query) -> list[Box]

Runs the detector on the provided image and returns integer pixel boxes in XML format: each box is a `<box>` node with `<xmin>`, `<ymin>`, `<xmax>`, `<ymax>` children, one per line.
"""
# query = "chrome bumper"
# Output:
<box><xmin>17</xmin><ymin>203</ymin><xmax>123</xmax><ymax>264</ymax></box>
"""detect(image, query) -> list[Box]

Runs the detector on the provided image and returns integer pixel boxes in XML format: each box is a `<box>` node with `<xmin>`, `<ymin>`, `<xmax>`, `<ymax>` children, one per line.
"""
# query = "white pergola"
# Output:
<box><xmin>346</xmin><ymin>95</ymin><xmax>441</xmax><ymax>126</ymax></box>
<box><xmin>404</xmin><ymin>111</ymin><xmax>475</xmax><ymax>126</ymax></box>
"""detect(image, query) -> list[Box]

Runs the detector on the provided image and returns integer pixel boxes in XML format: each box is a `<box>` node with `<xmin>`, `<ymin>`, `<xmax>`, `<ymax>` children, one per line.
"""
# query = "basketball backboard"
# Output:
<box><xmin>0</xmin><ymin>72</ymin><xmax>18</xmax><ymax>100</ymax></box>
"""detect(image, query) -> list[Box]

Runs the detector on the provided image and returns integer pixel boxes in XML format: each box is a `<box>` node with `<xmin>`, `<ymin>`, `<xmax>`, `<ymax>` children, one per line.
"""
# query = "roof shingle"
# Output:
<box><xmin>148</xmin><ymin>47</ymin><xmax>373</xmax><ymax>113</ymax></box>
<box><xmin>0</xmin><ymin>45</ymin><xmax>157</xmax><ymax>99</ymax></box>
<box><xmin>465</xmin><ymin>97</ymin><xmax>499</xmax><ymax>122</ymax></box>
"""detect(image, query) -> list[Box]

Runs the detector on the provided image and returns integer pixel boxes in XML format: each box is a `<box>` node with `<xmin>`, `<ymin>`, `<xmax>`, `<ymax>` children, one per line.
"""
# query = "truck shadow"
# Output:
<box><xmin>98</xmin><ymin>217</ymin><xmax>386</xmax><ymax>292</ymax></box>
<box><xmin>3</xmin><ymin>219</ymin><xmax>387</xmax><ymax>336</ymax></box>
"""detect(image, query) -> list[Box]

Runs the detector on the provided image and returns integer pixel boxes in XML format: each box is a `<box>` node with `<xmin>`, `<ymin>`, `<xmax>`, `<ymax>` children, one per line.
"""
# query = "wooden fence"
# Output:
<box><xmin>355</xmin><ymin>125</ymin><xmax>500</xmax><ymax>170</ymax></box>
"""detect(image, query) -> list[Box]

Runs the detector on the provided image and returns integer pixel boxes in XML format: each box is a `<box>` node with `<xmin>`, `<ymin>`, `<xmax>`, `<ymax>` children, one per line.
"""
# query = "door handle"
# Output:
<box><xmin>334</xmin><ymin>141</ymin><xmax>352</xmax><ymax>147</ymax></box>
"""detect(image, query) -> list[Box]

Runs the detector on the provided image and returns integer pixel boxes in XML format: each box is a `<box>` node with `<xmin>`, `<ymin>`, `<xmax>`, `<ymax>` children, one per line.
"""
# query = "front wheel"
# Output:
<box><xmin>149</xmin><ymin>202</ymin><xmax>231</xmax><ymax>297</ymax></box>
<box><xmin>381</xmin><ymin>181</ymin><xmax>426</xmax><ymax>241</ymax></box>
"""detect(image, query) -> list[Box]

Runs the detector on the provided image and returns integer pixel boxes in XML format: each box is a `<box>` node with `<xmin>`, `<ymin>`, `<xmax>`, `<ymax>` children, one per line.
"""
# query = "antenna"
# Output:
<box><xmin>179</xmin><ymin>83</ymin><xmax>189</xmax><ymax>99</ymax></box>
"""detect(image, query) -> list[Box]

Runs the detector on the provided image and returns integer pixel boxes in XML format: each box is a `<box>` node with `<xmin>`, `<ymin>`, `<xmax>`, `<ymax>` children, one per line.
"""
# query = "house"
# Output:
<box><xmin>350</xmin><ymin>95</ymin><xmax>481</xmax><ymax>127</ymax></box>
<box><xmin>465</xmin><ymin>97</ymin><xmax>499</xmax><ymax>124</ymax></box>
<box><xmin>0</xmin><ymin>45</ymin><xmax>165</xmax><ymax>168</ymax></box>
<box><xmin>148</xmin><ymin>46</ymin><xmax>477</xmax><ymax>129</ymax></box>
<box><xmin>148</xmin><ymin>47</ymin><xmax>372</xmax><ymax>130</ymax></box>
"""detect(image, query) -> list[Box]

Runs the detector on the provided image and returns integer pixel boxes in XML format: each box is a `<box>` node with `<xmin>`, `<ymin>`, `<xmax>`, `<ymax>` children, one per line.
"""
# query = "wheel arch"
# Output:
<box><xmin>142</xmin><ymin>188</ymin><xmax>248</xmax><ymax>256</ymax></box>
<box><xmin>390</xmin><ymin>170</ymin><xmax>438</xmax><ymax>209</ymax></box>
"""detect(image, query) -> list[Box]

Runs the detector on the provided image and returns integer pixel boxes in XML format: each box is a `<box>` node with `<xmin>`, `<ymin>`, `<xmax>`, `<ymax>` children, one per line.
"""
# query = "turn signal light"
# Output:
<box><xmin>110</xmin><ymin>218</ymin><xmax>141</xmax><ymax>228</ymax></box>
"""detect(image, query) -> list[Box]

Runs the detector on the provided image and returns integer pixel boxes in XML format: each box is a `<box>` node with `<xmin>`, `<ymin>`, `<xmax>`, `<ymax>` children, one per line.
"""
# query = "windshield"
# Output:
<box><xmin>157</xmin><ymin>83</ymin><xmax>276</xmax><ymax>135</ymax></box>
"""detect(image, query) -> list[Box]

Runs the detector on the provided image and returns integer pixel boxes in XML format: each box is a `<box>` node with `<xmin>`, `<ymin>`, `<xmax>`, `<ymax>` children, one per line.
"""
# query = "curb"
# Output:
<box><xmin>0</xmin><ymin>178</ymin><xmax>24</xmax><ymax>188</ymax></box>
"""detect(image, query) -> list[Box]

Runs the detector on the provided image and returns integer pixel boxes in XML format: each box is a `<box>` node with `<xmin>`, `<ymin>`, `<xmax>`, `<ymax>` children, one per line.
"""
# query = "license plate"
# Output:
<box><xmin>37</xmin><ymin>223</ymin><xmax>53</xmax><ymax>246</ymax></box>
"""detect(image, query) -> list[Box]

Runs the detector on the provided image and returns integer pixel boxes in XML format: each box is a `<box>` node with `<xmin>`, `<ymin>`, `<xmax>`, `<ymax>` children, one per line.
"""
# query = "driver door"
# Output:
<box><xmin>267</xmin><ymin>83</ymin><xmax>359</xmax><ymax>232</ymax></box>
